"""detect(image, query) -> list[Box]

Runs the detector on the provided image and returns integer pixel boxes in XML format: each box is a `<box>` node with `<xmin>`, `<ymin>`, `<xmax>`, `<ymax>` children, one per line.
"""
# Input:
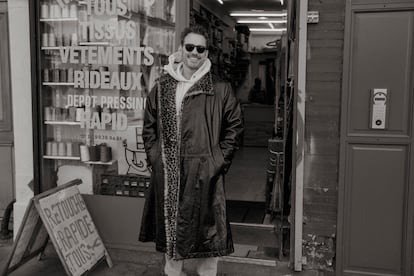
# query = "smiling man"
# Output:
<box><xmin>139</xmin><ymin>25</ymin><xmax>244</xmax><ymax>276</ymax></box>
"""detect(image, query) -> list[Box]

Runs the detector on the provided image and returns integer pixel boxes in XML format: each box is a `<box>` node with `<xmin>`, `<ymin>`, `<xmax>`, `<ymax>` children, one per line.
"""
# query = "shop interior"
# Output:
<box><xmin>34</xmin><ymin>0</ymin><xmax>296</xmax><ymax>264</ymax></box>
<box><xmin>190</xmin><ymin>0</ymin><xmax>296</xmax><ymax>261</ymax></box>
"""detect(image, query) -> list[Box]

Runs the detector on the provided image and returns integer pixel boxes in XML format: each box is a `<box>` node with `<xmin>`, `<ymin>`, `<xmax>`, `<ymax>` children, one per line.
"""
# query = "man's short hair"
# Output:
<box><xmin>180</xmin><ymin>25</ymin><xmax>209</xmax><ymax>47</ymax></box>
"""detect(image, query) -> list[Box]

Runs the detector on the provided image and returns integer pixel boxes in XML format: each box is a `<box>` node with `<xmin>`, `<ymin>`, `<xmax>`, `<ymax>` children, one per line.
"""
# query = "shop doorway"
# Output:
<box><xmin>194</xmin><ymin>1</ymin><xmax>297</xmax><ymax>263</ymax></box>
<box><xmin>226</xmin><ymin>39</ymin><xmax>292</xmax><ymax>262</ymax></box>
<box><xmin>0</xmin><ymin>0</ymin><xmax>14</xmax><ymax>220</ymax></box>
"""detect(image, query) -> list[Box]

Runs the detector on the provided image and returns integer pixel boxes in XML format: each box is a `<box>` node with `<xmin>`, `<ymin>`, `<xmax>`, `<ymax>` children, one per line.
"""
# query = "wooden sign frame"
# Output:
<box><xmin>1</xmin><ymin>198</ymin><xmax>49</xmax><ymax>275</ymax></box>
<box><xmin>1</xmin><ymin>179</ymin><xmax>112</xmax><ymax>276</ymax></box>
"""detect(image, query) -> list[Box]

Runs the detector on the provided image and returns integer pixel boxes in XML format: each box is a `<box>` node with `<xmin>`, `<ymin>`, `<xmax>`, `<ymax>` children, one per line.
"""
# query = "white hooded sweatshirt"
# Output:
<box><xmin>163</xmin><ymin>51</ymin><xmax>212</xmax><ymax>115</ymax></box>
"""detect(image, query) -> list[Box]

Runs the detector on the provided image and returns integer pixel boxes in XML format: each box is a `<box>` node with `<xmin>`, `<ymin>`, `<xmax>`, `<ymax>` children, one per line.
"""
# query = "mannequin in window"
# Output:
<box><xmin>248</xmin><ymin>78</ymin><xmax>266</xmax><ymax>104</ymax></box>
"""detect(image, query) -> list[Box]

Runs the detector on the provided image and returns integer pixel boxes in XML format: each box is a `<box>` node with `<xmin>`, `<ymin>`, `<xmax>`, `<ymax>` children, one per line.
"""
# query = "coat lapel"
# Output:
<box><xmin>158</xmin><ymin>75</ymin><xmax>180</xmax><ymax>258</ymax></box>
<box><xmin>186</xmin><ymin>72</ymin><xmax>214</xmax><ymax>97</ymax></box>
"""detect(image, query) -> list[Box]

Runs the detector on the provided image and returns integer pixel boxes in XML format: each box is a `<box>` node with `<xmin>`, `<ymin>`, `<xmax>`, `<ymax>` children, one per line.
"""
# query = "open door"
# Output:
<box><xmin>219</xmin><ymin>0</ymin><xmax>299</xmax><ymax>268</ymax></box>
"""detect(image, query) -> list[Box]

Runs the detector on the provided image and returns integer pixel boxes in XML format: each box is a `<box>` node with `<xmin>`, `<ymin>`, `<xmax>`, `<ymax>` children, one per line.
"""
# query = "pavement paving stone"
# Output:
<box><xmin>0</xmin><ymin>237</ymin><xmax>330</xmax><ymax>276</ymax></box>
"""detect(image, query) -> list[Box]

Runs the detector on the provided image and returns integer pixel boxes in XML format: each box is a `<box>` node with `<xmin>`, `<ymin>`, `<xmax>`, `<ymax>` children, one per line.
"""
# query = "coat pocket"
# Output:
<box><xmin>179</xmin><ymin>158</ymin><xmax>202</xmax><ymax>221</ymax></box>
<box><xmin>212</xmin><ymin>146</ymin><xmax>225</xmax><ymax>173</ymax></box>
<box><xmin>176</xmin><ymin>158</ymin><xmax>202</xmax><ymax>255</ymax></box>
<box><xmin>147</xmin><ymin>142</ymin><xmax>160</xmax><ymax>166</ymax></box>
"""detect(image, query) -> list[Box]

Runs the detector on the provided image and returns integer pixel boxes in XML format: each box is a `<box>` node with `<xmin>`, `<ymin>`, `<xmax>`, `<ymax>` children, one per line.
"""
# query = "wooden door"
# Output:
<box><xmin>0</xmin><ymin>1</ymin><xmax>14</xmax><ymax>217</ymax></box>
<box><xmin>338</xmin><ymin>1</ymin><xmax>414</xmax><ymax>275</ymax></box>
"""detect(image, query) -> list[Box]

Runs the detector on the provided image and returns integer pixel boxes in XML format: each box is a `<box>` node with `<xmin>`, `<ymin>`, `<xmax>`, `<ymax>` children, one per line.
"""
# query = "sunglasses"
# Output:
<box><xmin>184</xmin><ymin>44</ymin><xmax>207</xmax><ymax>54</ymax></box>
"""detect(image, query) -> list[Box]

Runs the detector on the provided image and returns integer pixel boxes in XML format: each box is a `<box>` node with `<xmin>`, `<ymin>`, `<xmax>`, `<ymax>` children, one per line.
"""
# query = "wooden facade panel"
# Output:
<box><xmin>307</xmin><ymin>72</ymin><xmax>342</xmax><ymax>82</ymax></box>
<box><xmin>308</xmin><ymin>22</ymin><xmax>344</xmax><ymax>31</ymax></box>
<box><xmin>308</xmin><ymin>56</ymin><xmax>342</xmax><ymax>64</ymax></box>
<box><xmin>309</xmin><ymin>47</ymin><xmax>344</xmax><ymax>59</ymax></box>
<box><xmin>304</xmin><ymin>187</ymin><xmax>337</xmax><ymax>206</ymax></box>
<box><xmin>306</xmin><ymin>105</ymin><xmax>340</xmax><ymax>119</ymax></box>
<box><xmin>304</xmin><ymin>205</ymin><xmax>337</xmax><ymax>222</ymax></box>
<box><xmin>304</xmin><ymin>223</ymin><xmax>336</xmax><ymax>238</ymax></box>
<box><xmin>309</xmin><ymin>39</ymin><xmax>343</xmax><ymax>48</ymax></box>
<box><xmin>309</xmin><ymin>1</ymin><xmax>346</xmax><ymax>10</ymax></box>
<box><xmin>306</xmin><ymin>120</ymin><xmax>339</xmax><ymax>140</ymax></box>
<box><xmin>348</xmin><ymin>11</ymin><xmax>413</xmax><ymax>136</ymax></box>
<box><xmin>304</xmin><ymin>0</ymin><xmax>345</xmax><ymax>271</ymax></box>
<box><xmin>306</xmin><ymin>114</ymin><xmax>339</xmax><ymax>131</ymax></box>
<box><xmin>317</xmin><ymin>12</ymin><xmax>345</xmax><ymax>23</ymax></box>
<box><xmin>306</xmin><ymin>129</ymin><xmax>339</xmax><ymax>152</ymax></box>
<box><xmin>307</xmin><ymin>88</ymin><xmax>341</xmax><ymax>106</ymax></box>
<box><xmin>304</xmin><ymin>156</ymin><xmax>339</xmax><ymax>188</ymax></box>
<box><xmin>306</xmin><ymin>81</ymin><xmax>341</xmax><ymax>92</ymax></box>
<box><xmin>307</xmin><ymin>62</ymin><xmax>343</xmax><ymax>73</ymax></box>
<box><xmin>304</xmin><ymin>207</ymin><xmax>337</xmax><ymax>226</ymax></box>
<box><xmin>304</xmin><ymin>136</ymin><xmax>338</xmax><ymax>156</ymax></box>
<box><xmin>305</xmin><ymin>137</ymin><xmax>339</xmax><ymax>156</ymax></box>
<box><xmin>308</xmin><ymin>30</ymin><xmax>345</xmax><ymax>40</ymax></box>
<box><xmin>343</xmin><ymin>144</ymin><xmax>407</xmax><ymax>274</ymax></box>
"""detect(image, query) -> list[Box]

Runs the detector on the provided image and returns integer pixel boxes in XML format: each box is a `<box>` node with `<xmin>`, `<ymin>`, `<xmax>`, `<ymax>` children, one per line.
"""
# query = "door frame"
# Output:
<box><xmin>290</xmin><ymin>0</ymin><xmax>307</xmax><ymax>271</ymax></box>
<box><xmin>0</xmin><ymin>0</ymin><xmax>15</xmax><ymax>216</ymax></box>
<box><xmin>337</xmin><ymin>1</ymin><xmax>414</xmax><ymax>275</ymax></box>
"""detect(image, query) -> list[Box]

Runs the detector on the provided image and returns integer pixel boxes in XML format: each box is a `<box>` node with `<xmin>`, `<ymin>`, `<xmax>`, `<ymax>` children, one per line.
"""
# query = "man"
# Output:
<box><xmin>139</xmin><ymin>25</ymin><xmax>243</xmax><ymax>276</ymax></box>
<box><xmin>248</xmin><ymin>77</ymin><xmax>266</xmax><ymax>104</ymax></box>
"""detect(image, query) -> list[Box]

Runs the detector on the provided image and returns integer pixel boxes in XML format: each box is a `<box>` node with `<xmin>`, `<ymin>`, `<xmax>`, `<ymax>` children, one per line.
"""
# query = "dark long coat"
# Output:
<box><xmin>138</xmin><ymin>71</ymin><xmax>243</xmax><ymax>259</ymax></box>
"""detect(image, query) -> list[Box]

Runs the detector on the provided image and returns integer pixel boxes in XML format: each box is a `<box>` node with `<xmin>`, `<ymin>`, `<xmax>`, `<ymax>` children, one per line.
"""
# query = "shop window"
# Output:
<box><xmin>37</xmin><ymin>0</ymin><xmax>176</xmax><ymax>195</ymax></box>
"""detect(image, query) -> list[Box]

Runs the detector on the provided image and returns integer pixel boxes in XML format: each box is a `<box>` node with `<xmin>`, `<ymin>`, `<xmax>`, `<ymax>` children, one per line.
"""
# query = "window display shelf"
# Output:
<box><xmin>153</xmin><ymin>52</ymin><xmax>169</xmax><ymax>57</ymax></box>
<box><xmin>42</xmin><ymin>46</ymin><xmax>80</xmax><ymax>50</ymax></box>
<box><xmin>40</xmin><ymin>18</ymin><xmax>78</xmax><ymax>22</ymax></box>
<box><xmin>78</xmin><ymin>41</ymin><xmax>111</xmax><ymax>46</ymax></box>
<box><xmin>43</xmin><ymin>155</ymin><xmax>81</xmax><ymax>160</ymax></box>
<box><xmin>44</xmin><ymin>121</ymin><xmax>81</xmax><ymax>126</ymax></box>
<box><xmin>42</xmin><ymin>82</ymin><xmax>75</xmax><ymax>86</ymax></box>
<box><xmin>41</xmin><ymin>46</ymin><xmax>65</xmax><ymax>51</ymax></box>
<box><xmin>84</xmin><ymin>160</ymin><xmax>116</xmax><ymax>166</ymax></box>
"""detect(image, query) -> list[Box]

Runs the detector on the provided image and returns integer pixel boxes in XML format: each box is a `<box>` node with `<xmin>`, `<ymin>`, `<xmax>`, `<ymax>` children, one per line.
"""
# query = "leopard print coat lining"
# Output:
<box><xmin>157</xmin><ymin>72</ymin><xmax>214</xmax><ymax>258</ymax></box>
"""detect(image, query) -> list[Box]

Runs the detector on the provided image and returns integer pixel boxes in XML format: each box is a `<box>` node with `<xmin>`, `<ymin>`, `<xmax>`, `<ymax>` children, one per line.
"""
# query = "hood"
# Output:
<box><xmin>163</xmin><ymin>51</ymin><xmax>211</xmax><ymax>83</ymax></box>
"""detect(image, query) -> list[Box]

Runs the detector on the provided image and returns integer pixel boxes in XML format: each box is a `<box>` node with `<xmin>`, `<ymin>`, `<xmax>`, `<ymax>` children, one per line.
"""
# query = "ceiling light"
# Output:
<box><xmin>230</xmin><ymin>12</ymin><xmax>287</xmax><ymax>17</ymax></box>
<box><xmin>237</xmin><ymin>20</ymin><xmax>286</xmax><ymax>24</ymax></box>
<box><xmin>217</xmin><ymin>0</ymin><xmax>223</xmax><ymax>4</ymax></box>
<box><xmin>268</xmin><ymin>23</ymin><xmax>274</xmax><ymax>29</ymax></box>
<box><xmin>258</xmin><ymin>16</ymin><xmax>268</xmax><ymax>19</ymax></box>
<box><xmin>249</xmin><ymin>28</ymin><xmax>286</xmax><ymax>32</ymax></box>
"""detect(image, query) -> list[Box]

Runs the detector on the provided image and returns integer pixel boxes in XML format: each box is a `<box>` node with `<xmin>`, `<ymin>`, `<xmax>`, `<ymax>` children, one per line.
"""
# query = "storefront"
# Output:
<box><xmin>13</xmin><ymin>0</ymin><xmax>302</xmax><ymax>270</ymax></box>
<box><xmin>11</xmin><ymin>0</ymin><xmax>307</xmax><ymax>272</ymax></box>
<box><xmin>9</xmin><ymin>0</ymin><xmax>414</xmax><ymax>275</ymax></box>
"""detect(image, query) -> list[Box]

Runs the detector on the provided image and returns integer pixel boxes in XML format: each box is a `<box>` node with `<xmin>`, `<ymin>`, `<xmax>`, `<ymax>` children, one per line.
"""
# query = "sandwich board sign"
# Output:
<box><xmin>2</xmin><ymin>179</ymin><xmax>112</xmax><ymax>276</ymax></box>
<box><xmin>1</xmin><ymin>198</ymin><xmax>49</xmax><ymax>275</ymax></box>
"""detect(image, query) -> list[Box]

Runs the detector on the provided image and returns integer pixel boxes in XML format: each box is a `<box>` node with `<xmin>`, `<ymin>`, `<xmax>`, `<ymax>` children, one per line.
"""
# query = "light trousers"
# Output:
<box><xmin>164</xmin><ymin>255</ymin><xmax>219</xmax><ymax>276</ymax></box>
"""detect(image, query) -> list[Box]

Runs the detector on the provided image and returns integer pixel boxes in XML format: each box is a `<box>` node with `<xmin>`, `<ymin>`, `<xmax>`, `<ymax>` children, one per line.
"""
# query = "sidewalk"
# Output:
<box><xmin>0</xmin><ymin>237</ymin><xmax>329</xmax><ymax>276</ymax></box>
<box><xmin>0</xmin><ymin>238</ymin><xmax>164</xmax><ymax>276</ymax></box>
